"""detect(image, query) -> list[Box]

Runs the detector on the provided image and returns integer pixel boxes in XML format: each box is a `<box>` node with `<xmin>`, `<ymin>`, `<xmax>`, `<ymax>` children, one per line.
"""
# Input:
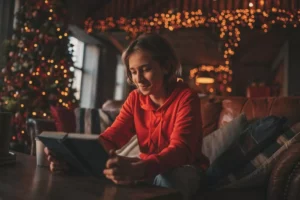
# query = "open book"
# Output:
<box><xmin>37</xmin><ymin>131</ymin><xmax>108</xmax><ymax>178</ymax></box>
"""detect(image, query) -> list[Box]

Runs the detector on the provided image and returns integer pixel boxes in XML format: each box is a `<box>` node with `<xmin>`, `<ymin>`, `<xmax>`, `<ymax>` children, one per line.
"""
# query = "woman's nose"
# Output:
<box><xmin>136</xmin><ymin>72</ymin><xmax>144</xmax><ymax>83</ymax></box>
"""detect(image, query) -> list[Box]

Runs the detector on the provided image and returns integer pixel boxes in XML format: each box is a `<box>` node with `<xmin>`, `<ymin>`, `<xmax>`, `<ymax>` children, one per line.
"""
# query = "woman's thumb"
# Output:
<box><xmin>109</xmin><ymin>149</ymin><xmax>117</xmax><ymax>157</ymax></box>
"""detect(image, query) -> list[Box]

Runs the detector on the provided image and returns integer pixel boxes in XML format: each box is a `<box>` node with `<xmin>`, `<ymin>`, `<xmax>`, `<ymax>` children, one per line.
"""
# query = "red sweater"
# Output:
<box><xmin>99</xmin><ymin>82</ymin><xmax>209</xmax><ymax>178</ymax></box>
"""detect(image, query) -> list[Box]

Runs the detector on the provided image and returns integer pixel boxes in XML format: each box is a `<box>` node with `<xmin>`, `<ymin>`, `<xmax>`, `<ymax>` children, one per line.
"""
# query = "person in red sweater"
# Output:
<box><xmin>45</xmin><ymin>33</ymin><xmax>209</xmax><ymax>199</ymax></box>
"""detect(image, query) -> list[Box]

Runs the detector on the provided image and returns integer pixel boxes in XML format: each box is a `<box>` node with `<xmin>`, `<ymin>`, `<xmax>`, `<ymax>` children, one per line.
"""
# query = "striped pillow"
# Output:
<box><xmin>74</xmin><ymin>108</ymin><xmax>114</xmax><ymax>134</ymax></box>
<box><xmin>212</xmin><ymin>122</ymin><xmax>300</xmax><ymax>189</ymax></box>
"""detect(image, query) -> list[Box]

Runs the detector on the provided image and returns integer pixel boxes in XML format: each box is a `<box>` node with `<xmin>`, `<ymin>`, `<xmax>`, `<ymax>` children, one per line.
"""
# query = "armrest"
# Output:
<box><xmin>26</xmin><ymin>118</ymin><xmax>57</xmax><ymax>155</ymax></box>
<box><xmin>267</xmin><ymin>143</ymin><xmax>300</xmax><ymax>200</ymax></box>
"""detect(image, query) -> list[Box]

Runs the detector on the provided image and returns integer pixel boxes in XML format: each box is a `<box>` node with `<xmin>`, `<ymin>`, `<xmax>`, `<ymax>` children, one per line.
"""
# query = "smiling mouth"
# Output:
<box><xmin>139</xmin><ymin>85</ymin><xmax>149</xmax><ymax>89</ymax></box>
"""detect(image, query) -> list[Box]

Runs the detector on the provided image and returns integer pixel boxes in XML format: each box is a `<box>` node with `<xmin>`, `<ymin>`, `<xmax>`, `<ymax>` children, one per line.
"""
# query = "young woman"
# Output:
<box><xmin>45</xmin><ymin>33</ymin><xmax>209</xmax><ymax>199</ymax></box>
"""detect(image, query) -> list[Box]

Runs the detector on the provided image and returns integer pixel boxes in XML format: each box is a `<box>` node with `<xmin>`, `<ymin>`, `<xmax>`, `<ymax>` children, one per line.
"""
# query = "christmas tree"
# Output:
<box><xmin>0</xmin><ymin>0</ymin><xmax>78</xmax><ymax>153</ymax></box>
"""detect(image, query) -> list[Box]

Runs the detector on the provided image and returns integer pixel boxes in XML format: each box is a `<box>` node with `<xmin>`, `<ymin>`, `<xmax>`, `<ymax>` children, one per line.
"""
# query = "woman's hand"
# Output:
<box><xmin>44</xmin><ymin>147</ymin><xmax>69</xmax><ymax>173</ymax></box>
<box><xmin>103</xmin><ymin>150</ymin><xmax>145</xmax><ymax>185</ymax></box>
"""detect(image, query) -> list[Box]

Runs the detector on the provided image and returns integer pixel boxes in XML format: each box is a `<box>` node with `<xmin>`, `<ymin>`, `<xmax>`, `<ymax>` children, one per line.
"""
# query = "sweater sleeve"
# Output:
<box><xmin>142</xmin><ymin>91</ymin><xmax>202</xmax><ymax>178</ymax></box>
<box><xmin>99</xmin><ymin>91</ymin><xmax>136</xmax><ymax>151</ymax></box>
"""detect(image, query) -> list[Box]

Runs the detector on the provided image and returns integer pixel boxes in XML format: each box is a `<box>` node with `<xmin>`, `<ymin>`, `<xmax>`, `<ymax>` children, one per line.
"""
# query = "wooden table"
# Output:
<box><xmin>0</xmin><ymin>153</ymin><xmax>181</xmax><ymax>200</ymax></box>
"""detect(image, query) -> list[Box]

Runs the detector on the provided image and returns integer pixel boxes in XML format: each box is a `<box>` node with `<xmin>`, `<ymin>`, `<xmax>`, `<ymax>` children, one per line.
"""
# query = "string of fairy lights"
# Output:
<box><xmin>85</xmin><ymin>6</ymin><xmax>300</xmax><ymax>94</ymax></box>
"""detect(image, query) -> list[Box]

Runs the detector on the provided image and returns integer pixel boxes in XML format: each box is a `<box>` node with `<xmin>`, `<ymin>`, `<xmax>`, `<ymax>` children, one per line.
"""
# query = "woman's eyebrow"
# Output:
<box><xmin>129</xmin><ymin>63</ymin><xmax>150</xmax><ymax>70</ymax></box>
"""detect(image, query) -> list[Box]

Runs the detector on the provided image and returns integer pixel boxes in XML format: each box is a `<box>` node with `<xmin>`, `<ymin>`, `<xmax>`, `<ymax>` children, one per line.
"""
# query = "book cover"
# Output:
<box><xmin>37</xmin><ymin>131</ymin><xmax>108</xmax><ymax>178</ymax></box>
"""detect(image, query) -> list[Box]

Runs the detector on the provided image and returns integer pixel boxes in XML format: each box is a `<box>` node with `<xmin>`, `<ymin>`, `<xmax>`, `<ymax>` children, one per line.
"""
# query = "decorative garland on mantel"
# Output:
<box><xmin>84</xmin><ymin>8</ymin><xmax>300</xmax><ymax>95</ymax></box>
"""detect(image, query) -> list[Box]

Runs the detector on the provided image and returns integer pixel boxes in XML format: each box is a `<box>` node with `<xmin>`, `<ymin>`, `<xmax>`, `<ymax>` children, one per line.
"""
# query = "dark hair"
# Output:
<box><xmin>122</xmin><ymin>33</ymin><xmax>181</xmax><ymax>89</ymax></box>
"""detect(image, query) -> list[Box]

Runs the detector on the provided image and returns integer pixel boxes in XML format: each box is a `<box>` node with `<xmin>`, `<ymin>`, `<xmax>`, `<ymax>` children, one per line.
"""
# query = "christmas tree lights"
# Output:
<box><xmin>0</xmin><ymin>0</ymin><xmax>78</xmax><ymax>152</ymax></box>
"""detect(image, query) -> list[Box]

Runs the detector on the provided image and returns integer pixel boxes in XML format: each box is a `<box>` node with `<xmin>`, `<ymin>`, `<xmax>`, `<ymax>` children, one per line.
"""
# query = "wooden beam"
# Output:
<box><xmin>101</xmin><ymin>33</ymin><xmax>125</xmax><ymax>53</ymax></box>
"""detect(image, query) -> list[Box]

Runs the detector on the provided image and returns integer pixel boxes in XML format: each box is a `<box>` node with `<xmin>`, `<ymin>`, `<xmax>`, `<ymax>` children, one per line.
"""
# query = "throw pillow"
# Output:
<box><xmin>50</xmin><ymin>106</ymin><xmax>76</xmax><ymax>132</ymax></box>
<box><xmin>207</xmin><ymin>115</ymin><xmax>288</xmax><ymax>187</ymax></box>
<box><xmin>214</xmin><ymin>121</ymin><xmax>300</xmax><ymax>189</ymax></box>
<box><xmin>202</xmin><ymin>113</ymin><xmax>248</xmax><ymax>164</ymax></box>
<box><xmin>74</xmin><ymin>108</ymin><xmax>113</xmax><ymax>134</ymax></box>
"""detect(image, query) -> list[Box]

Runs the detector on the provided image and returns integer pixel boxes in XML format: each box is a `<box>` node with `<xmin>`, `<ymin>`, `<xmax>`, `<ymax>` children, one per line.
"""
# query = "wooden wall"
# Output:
<box><xmin>93</xmin><ymin>0</ymin><xmax>300</xmax><ymax>19</ymax></box>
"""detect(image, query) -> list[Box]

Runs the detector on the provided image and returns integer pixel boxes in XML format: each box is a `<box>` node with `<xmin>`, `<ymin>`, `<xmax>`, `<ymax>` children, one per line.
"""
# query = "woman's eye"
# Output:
<box><xmin>143</xmin><ymin>67</ymin><xmax>151</xmax><ymax>72</ymax></box>
<box><xmin>131</xmin><ymin>71</ymin><xmax>137</xmax><ymax>75</ymax></box>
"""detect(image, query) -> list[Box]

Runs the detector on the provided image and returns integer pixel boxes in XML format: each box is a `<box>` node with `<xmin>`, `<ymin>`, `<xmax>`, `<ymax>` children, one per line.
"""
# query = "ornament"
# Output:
<box><xmin>1</xmin><ymin>68</ymin><xmax>7</xmax><ymax>74</ymax></box>
<box><xmin>18</xmin><ymin>41</ymin><xmax>24</xmax><ymax>48</ymax></box>
<box><xmin>15</xmin><ymin>112</ymin><xmax>21</xmax><ymax>118</ymax></box>
<box><xmin>9</xmin><ymin>52</ymin><xmax>14</xmax><ymax>57</ymax></box>
<box><xmin>32</xmin><ymin>11</ymin><xmax>37</xmax><ymax>17</ymax></box>
<box><xmin>23</xmin><ymin>62</ymin><xmax>29</xmax><ymax>68</ymax></box>
<box><xmin>39</xmin><ymin>33</ymin><xmax>43</xmax><ymax>39</ymax></box>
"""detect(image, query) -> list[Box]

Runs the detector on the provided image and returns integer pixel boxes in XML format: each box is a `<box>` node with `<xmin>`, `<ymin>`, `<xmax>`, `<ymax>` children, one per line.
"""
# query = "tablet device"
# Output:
<box><xmin>37</xmin><ymin>131</ymin><xmax>108</xmax><ymax>178</ymax></box>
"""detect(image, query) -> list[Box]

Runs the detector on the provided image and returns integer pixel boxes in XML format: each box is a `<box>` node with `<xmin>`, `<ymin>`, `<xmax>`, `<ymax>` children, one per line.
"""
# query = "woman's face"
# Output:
<box><xmin>128</xmin><ymin>50</ymin><xmax>165</xmax><ymax>97</ymax></box>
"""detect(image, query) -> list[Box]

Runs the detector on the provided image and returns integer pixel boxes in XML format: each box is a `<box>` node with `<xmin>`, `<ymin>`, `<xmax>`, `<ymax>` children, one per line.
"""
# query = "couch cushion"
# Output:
<box><xmin>50</xmin><ymin>106</ymin><xmax>76</xmax><ymax>132</ymax></box>
<box><xmin>210</xmin><ymin>121</ymin><xmax>300</xmax><ymax>189</ymax></box>
<box><xmin>200</xmin><ymin>98</ymin><xmax>223</xmax><ymax>137</ymax></box>
<box><xmin>74</xmin><ymin>108</ymin><xmax>114</xmax><ymax>134</ymax></box>
<box><xmin>202</xmin><ymin>113</ymin><xmax>247</xmax><ymax>164</ymax></box>
<box><xmin>207</xmin><ymin>116</ymin><xmax>287</xmax><ymax>184</ymax></box>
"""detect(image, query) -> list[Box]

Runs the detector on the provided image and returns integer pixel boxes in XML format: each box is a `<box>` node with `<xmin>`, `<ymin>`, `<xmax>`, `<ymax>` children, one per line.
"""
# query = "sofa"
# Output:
<box><xmin>26</xmin><ymin>96</ymin><xmax>300</xmax><ymax>200</ymax></box>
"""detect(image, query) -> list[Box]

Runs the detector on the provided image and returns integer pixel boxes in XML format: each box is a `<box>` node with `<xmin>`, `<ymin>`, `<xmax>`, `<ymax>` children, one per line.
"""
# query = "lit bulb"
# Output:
<box><xmin>57</xmin><ymin>28</ymin><xmax>61</xmax><ymax>31</ymax></box>
<box><xmin>32</xmin><ymin>112</ymin><xmax>37</xmax><ymax>116</ymax></box>
<box><xmin>48</xmin><ymin>17</ymin><xmax>52</xmax><ymax>20</ymax></box>
<box><xmin>34</xmin><ymin>44</ymin><xmax>38</xmax><ymax>47</ymax></box>
<box><xmin>64</xmin><ymin>33</ymin><xmax>68</xmax><ymax>37</ymax></box>
<box><xmin>42</xmin><ymin>92</ymin><xmax>46</xmax><ymax>95</ymax></box>
<box><xmin>59</xmin><ymin>35</ymin><xmax>63</xmax><ymax>39</ymax></box>
<box><xmin>29</xmin><ymin>81</ymin><xmax>32</xmax><ymax>84</ymax></box>
<box><xmin>21</xmin><ymin>104</ymin><xmax>24</xmax><ymax>108</ymax></box>
<box><xmin>49</xmin><ymin>9</ymin><xmax>53</xmax><ymax>12</ymax></box>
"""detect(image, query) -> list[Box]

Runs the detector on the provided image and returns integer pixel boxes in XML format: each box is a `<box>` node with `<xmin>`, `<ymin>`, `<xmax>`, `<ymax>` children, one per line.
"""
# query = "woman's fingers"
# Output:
<box><xmin>103</xmin><ymin>167</ymin><xmax>121</xmax><ymax>176</ymax></box>
<box><xmin>109</xmin><ymin>149</ymin><xmax>117</xmax><ymax>157</ymax></box>
<box><xmin>44</xmin><ymin>147</ymin><xmax>50</xmax><ymax>155</ymax></box>
<box><xmin>43</xmin><ymin>147</ymin><xmax>69</xmax><ymax>173</ymax></box>
<box><xmin>49</xmin><ymin>159</ymin><xmax>69</xmax><ymax>172</ymax></box>
<box><xmin>106</xmin><ymin>156</ymin><xmax>121</xmax><ymax>168</ymax></box>
<box><xmin>104</xmin><ymin>172</ymin><xmax>133</xmax><ymax>185</ymax></box>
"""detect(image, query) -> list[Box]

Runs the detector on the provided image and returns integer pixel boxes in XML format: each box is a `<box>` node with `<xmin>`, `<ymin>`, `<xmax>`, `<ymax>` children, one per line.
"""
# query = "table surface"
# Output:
<box><xmin>0</xmin><ymin>153</ymin><xmax>181</xmax><ymax>200</ymax></box>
